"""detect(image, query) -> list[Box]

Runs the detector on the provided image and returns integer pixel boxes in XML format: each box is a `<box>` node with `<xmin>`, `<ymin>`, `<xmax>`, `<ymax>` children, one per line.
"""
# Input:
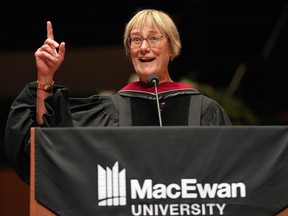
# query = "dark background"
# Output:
<box><xmin>1</xmin><ymin>1</ymin><xmax>288</xmax><ymax>163</ymax></box>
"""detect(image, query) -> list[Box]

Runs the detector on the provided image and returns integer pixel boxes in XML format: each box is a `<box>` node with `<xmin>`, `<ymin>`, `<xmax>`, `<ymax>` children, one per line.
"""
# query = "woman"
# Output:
<box><xmin>5</xmin><ymin>9</ymin><xmax>231</xmax><ymax>184</ymax></box>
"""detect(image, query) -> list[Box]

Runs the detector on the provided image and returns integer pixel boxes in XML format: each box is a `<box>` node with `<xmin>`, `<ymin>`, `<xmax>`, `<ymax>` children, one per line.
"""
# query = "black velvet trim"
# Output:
<box><xmin>130</xmin><ymin>95</ymin><xmax>190</xmax><ymax>126</ymax></box>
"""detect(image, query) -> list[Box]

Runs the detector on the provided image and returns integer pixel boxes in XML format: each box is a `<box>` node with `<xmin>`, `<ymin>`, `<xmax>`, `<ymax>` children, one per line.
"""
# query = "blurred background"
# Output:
<box><xmin>1</xmin><ymin>1</ymin><xmax>288</xmax><ymax>215</ymax></box>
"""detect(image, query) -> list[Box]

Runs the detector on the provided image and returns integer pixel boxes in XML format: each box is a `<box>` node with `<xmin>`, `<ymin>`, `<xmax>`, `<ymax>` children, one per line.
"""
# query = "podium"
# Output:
<box><xmin>30</xmin><ymin>126</ymin><xmax>288</xmax><ymax>216</ymax></box>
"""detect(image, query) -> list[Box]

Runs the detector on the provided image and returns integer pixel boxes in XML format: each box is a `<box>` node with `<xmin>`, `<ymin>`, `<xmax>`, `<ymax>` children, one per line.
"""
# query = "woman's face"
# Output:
<box><xmin>129</xmin><ymin>23</ymin><xmax>172</xmax><ymax>83</ymax></box>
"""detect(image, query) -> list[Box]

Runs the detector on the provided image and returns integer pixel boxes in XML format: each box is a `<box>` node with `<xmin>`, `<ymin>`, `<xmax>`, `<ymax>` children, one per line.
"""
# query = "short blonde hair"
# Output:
<box><xmin>123</xmin><ymin>9</ymin><xmax>181</xmax><ymax>59</ymax></box>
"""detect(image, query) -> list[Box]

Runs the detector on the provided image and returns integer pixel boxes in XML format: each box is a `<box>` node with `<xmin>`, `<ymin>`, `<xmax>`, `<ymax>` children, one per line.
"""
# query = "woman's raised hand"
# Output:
<box><xmin>35</xmin><ymin>21</ymin><xmax>66</xmax><ymax>82</ymax></box>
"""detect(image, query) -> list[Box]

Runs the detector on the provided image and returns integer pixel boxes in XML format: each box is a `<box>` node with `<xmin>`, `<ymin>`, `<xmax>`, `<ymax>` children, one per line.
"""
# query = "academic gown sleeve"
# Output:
<box><xmin>4</xmin><ymin>81</ymin><xmax>119</xmax><ymax>184</ymax></box>
<box><xmin>200</xmin><ymin>97</ymin><xmax>232</xmax><ymax>126</ymax></box>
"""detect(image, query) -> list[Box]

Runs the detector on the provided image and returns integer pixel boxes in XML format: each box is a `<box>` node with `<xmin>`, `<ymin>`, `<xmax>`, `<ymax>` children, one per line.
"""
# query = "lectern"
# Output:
<box><xmin>30</xmin><ymin>126</ymin><xmax>288</xmax><ymax>216</ymax></box>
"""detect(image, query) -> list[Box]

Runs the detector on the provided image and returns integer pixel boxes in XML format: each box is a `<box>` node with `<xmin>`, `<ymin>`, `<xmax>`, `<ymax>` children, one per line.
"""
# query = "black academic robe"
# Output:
<box><xmin>4</xmin><ymin>81</ymin><xmax>231</xmax><ymax>184</ymax></box>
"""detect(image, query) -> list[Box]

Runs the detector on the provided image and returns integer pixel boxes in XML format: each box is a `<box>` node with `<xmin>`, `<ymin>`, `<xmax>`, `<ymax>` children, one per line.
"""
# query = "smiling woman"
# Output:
<box><xmin>4</xmin><ymin>8</ymin><xmax>231</xmax><ymax>186</ymax></box>
<box><xmin>122</xmin><ymin>9</ymin><xmax>181</xmax><ymax>84</ymax></box>
<box><xmin>2</xmin><ymin>4</ymin><xmax>288</xmax><ymax>216</ymax></box>
<box><xmin>1</xmin><ymin>2</ymin><xmax>287</xmax><ymax>125</ymax></box>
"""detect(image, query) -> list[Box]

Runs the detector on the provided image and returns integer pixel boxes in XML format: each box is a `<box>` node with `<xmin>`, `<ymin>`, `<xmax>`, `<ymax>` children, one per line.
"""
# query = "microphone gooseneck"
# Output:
<box><xmin>147</xmin><ymin>75</ymin><xmax>162</xmax><ymax>127</ymax></box>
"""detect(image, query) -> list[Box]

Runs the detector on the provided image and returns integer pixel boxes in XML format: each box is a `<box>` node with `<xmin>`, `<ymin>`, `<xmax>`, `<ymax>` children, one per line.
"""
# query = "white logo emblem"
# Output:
<box><xmin>97</xmin><ymin>161</ymin><xmax>127</xmax><ymax>206</ymax></box>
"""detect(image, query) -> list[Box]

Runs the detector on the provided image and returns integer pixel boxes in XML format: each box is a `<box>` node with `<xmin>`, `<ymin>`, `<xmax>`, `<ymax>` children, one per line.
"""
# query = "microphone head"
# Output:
<box><xmin>147</xmin><ymin>74</ymin><xmax>159</xmax><ymax>85</ymax></box>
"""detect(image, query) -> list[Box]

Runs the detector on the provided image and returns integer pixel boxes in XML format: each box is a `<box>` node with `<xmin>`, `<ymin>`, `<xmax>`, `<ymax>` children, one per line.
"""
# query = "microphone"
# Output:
<box><xmin>148</xmin><ymin>75</ymin><xmax>163</xmax><ymax>127</ymax></box>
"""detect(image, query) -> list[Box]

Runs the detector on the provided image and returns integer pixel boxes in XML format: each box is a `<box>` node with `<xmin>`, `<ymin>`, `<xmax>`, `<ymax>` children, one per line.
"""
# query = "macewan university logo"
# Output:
<box><xmin>97</xmin><ymin>161</ymin><xmax>127</xmax><ymax>206</ymax></box>
<box><xmin>97</xmin><ymin>162</ymin><xmax>247</xmax><ymax>215</ymax></box>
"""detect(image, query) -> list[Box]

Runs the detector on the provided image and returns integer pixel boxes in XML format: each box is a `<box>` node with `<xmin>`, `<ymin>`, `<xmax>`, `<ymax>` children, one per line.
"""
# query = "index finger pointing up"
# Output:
<box><xmin>46</xmin><ymin>21</ymin><xmax>54</xmax><ymax>40</ymax></box>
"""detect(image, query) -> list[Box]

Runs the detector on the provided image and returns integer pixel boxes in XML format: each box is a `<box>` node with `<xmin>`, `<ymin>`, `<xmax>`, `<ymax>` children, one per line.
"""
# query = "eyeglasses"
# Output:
<box><xmin>128</xmin><ymin>34</ymin><xmax>165</xmax><ymax>48</ymax></box>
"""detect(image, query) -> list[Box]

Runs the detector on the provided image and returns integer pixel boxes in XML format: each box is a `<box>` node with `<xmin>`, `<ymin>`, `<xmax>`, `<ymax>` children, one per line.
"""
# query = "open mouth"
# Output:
<box><xmin>139</xmin><ymin>57</ymin><xmax>155</xmax><ymax>62</ymax></box>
